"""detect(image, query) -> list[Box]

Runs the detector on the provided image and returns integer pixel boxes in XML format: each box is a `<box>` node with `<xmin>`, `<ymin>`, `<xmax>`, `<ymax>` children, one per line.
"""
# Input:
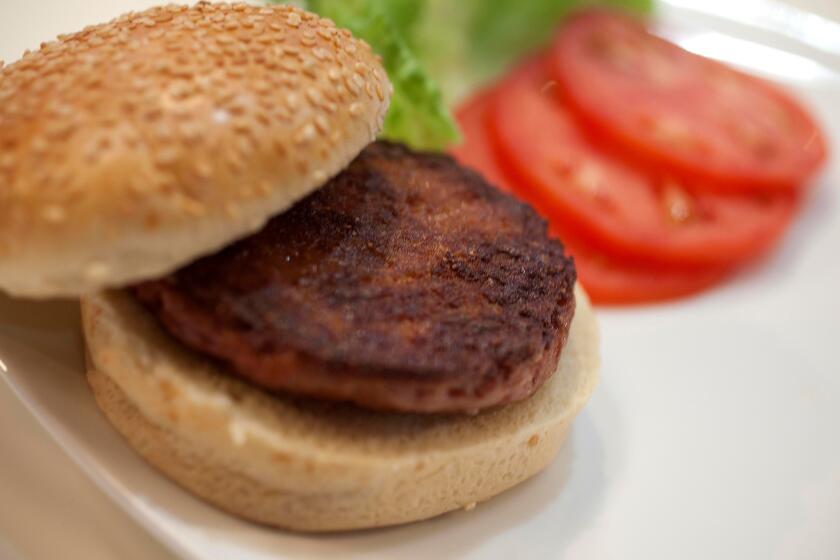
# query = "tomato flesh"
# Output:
<box><xmin>489</xmin><ymin>57</ymin><xmax>797</xmax><ymax>268</ymax></box>
<box><xmin>449</xmin><ymin>13</ymin><xmax>817</xmax><ymax>304</ymax></box>
<box><xmin>452</xmin><ymin>86</ymin><xmax>732</xmax><ymax>305</ymax></box>
<box><xmin>547</xmin><ymin>10</ymin><xmax>827</xmax><ymax>192</ymax></box>
<box><xmin>551</xmin><ymin>224</ymin><xmax>730</xmax><ymax>305</ymax></box>
<box><xmin>451</xmin><ymin>88</ymin><xmax>512</xmax><ymax>193</ymax></box>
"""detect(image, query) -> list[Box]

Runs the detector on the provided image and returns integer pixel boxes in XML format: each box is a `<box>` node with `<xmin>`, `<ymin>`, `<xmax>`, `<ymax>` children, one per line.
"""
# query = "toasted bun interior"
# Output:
<box><xmin>81</xmin><ymin>286</ymin><xmax>599</xmax><ymax>532</ymax></box>
<box><xmin>0</xmin><ymin>3</ymin><xmax>391</xmax><ymax>298</ymax></box>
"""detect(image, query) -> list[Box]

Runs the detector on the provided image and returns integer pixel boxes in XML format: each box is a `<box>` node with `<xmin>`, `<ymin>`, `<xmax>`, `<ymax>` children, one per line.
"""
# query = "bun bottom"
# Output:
<box><xmin>81</xmin><ymin>287</ymin><xmax>599</xmax><ymax>532</ymax></box>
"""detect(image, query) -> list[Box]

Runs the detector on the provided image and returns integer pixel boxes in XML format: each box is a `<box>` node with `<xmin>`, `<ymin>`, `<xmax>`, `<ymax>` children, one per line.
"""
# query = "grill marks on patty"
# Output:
<box><xmin>133</xmin><ymin>142</ymin><xmax>577</xmax><ymax>413</ymax></box>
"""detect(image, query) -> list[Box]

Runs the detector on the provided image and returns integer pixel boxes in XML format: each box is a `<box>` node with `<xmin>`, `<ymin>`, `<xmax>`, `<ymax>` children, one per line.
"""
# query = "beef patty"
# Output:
<box><xmin>133</xmin><ymin>142</ymin><xmax>577</xmax><ymax>413</ymax></box>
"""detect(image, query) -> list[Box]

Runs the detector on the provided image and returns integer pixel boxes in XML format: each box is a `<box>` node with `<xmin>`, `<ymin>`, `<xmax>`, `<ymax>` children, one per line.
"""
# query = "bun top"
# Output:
<box><xmin>0</xmin><ymin>2</ymin><xmax>392</xmax><ymax>299</ymax></box>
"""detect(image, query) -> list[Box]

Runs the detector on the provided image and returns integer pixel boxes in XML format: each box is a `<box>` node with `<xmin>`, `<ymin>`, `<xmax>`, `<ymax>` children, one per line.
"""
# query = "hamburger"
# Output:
<box><xmin>0</xmin><ymin>2</ymin><xmax>599</xmax><ymax>531</ymax></box>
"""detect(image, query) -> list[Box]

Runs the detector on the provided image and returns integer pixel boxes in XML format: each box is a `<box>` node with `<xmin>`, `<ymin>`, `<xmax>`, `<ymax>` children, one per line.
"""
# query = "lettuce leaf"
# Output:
<box><xmin>299</xmin><ymin>0</ymin><xmax>459</xmax><ymax>151</ymax></box>
<box><xmin>290</xmin><ymin>0</ymin><xmax>653</xmax><ymax>150</ymax></box>
<box><xmin>413</xmin><ymin>0</ymin><xmax>654</xmax><ymax>103</ymax></box>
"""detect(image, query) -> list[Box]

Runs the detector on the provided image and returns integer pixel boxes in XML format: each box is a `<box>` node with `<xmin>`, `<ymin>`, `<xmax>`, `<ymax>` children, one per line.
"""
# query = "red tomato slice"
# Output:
<box><xmin>548</xmin><ymin>10</ymin><xmax>827</xmax><ymax>193</ymax></box>
<box><xmin>553</xmin><ymin>225</ymin><xmax>731</xmax><ymax>305</ymax></box>
<box><xmin>489</xmin><ymin>57</ymin><xmax>797</xmax><ymax>268</ymax></box>
<box><xmin>451</xmin><ymin>88</ymin><xmax>512</xmax><ymax>192</ymax></box>
<box><xmin>451</xmin><ymin>89</ymin><xmax>732</xmax><ymax>305</ymax></box>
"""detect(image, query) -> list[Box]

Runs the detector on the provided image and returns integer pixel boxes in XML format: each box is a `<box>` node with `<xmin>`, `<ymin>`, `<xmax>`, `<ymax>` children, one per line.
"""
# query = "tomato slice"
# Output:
<box><xmin>547</xmin><ymin>10</ymin><xmax>827</xmax><ymax>193</ymax></box>
<box><xmin>451</xmin><ymin>88</ymin><xmax>732</xmax><ymax>305</ymax></box>
<box><xmin>489</xmin><ymin>57</ymin><xmax>797</xmax><ymax>268</ymax></box>
<box><xmin>552</xmin><ymin>224</ymin><xmax>730</xmax><ymax>305</ymax></box>
<box><xmin>451</xmin><ymin>88</ymin><xmax>512</xmax><ymax>193</ymax></box>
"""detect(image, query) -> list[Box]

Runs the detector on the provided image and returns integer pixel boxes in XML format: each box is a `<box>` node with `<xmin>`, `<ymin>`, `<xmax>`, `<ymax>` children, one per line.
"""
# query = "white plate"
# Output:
<box><xmin>2</xmin><ymin>1</ymin><xmax>840</xmax><ymax>559</ymax></box>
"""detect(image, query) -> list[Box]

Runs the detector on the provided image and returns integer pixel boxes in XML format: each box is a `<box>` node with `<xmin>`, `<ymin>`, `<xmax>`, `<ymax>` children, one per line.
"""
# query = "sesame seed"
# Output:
<box><xmin>302</xmin><ymin>57</ymin><xmax>319</xmax><ymax>78</ymax></box>
<box><xmin>255</xmin><ymin>111</ymin><xmax>271</xmax><ymax>127</ymax></box>
<box><xmin>232</xmin><ymin>118</ymin><xmax>252</xmax><ymax>134</ymax></box>
<box><xmin>85</xmin><ymin>262</ymin><xmax>111</xmax><ymax>282</ymax></box>
<box><xmin>213</xmin><ymin>108</ymin><xmax>231</xmax><ymax>124</ymax></box>
<box><xmin>0</xmin><ymin>153</ymin><xmax>14</xmax><ymax>170</ymax></box>
<box><xmin>253</xmin><ymin>79</ymin><xmax>271</xmax><ymax>94</ymax></box>
<box><xmin>31</xmin><ymin>136</ymin><xmax>49</xmax><ymax>153</ymax></box>
<box><xmin>224</xmin><ymin>202</ymin><xmax>240</xmax><ymax>218</ymax></box>
<box><xmin>344</xmin><ymin>72</ymin><xmax>362</xmax><ymax>94</ymax></box>
<box><xmin>156</xmin><ymin>146</ymin><xmax>180</xmax><ymax>166</ymax></box>
<box><xmin>256</xmin><ymin>180</ymin><xmax>271</xmax><ymax>195</ymax></box>
<box><xmin>181</xmin><ymin>197</ymin><xmax>206</xmax><ymax>216</ymax></box>
<box><xmin>273</xmin><ymin>106</ymin><xmax>291</xmax><ymax>122</ymax></box>
<box><xmin>225</xmin><ymin>151</ymin><xmax>244</xmax><ymax>171</ymax></box>
<box><xmin>294</xmin><ymin>122</ymin><xmax>316</xmax><ymax>145</ymax></box>
<box><xmin>155</xmin><ymin>124</ymin><xmax>173</xmax><ymax>141</ymax></box>
<box><xmin>305</xmin><ymin>87</ymin><xmax>323</xmax><ymax>107</ymax></box>
<box><xmin>312</xmin><ymin>169</ymin><xmax>327</xmax><ymax>183</ymax></box>
<box><xmin>42</xmin><ymin>205</ymin><xmax>67</xmax><ymax>223</ymax></box>
<box><xmin>169</xmin><ymin>81</ymin><xmax>193</xmax><ymax>100</ymax></box>
<box><xmin>313</xmin><ymin>114</ymin><xmax>328</xmax><ymax>134</ymax></box>
<box><xmin>226</xmin><ymin>66</ymin><xmax>246</xmax><ymax>79</ymax></box>
<box><xmin>194</xmin><ymin>160</ymin><xmax>212</xmax><ymax>178</ymax></box>
<box><xmin>277</xmin><ymin>74</ymin><xmax>299</xmax><ymax>88</ymax></box>
<box><xmin>280</xmin><ymin>59</ymin><xmax>299</xmax><ymax>73</ymax></box>
<box><xmin>45</xmin><ymin>120</ymin><xmax>76</xmax><ymax>139</ymax></box>
<box><xmin>328</xmin><ymin>129</ymin><xmax>341</xmax><ymax>146</ymax></box>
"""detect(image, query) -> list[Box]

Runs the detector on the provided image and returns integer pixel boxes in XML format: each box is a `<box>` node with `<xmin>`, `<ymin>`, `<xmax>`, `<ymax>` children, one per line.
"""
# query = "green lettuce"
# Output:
<box><xmin>419</xmin><ymin>0</ymin><xmax>654</xmax><ymax>103</ymax></box>
<box><xmin>287</xmin><ymin>0</ymin><xmax>653</xmax><ymax>150</ymax></box>
<box><xmin>296</xmin><ymin>0</ymin><xmax>459</xmax><ymax>150</ymax></box>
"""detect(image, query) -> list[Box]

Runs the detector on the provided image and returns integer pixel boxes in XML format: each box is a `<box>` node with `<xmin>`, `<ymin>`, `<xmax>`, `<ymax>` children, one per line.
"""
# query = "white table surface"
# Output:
<box><xmin>1</xmin><ymin>1</ymin><xmax>838</xmax><ymax>559</ymax></box>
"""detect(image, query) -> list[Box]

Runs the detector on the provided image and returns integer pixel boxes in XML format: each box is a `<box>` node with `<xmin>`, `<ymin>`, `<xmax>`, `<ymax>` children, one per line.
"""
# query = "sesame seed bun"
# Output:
<box><xmin>80</xmin><ymin>285</ymin><xmax>599</xmax><ymax>532</ymax></box>
<box><xmin>0</xmin><ymin>2</ymin><xmax>391</xmax><ymax>298</ymax></box>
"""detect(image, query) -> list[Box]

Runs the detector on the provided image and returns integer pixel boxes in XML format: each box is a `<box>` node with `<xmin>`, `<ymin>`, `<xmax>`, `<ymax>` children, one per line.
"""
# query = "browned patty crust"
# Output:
<box><xmin>133</xmin><ymin>142</ymin><xmax>577</xmax><ymax>413</ymax></box>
